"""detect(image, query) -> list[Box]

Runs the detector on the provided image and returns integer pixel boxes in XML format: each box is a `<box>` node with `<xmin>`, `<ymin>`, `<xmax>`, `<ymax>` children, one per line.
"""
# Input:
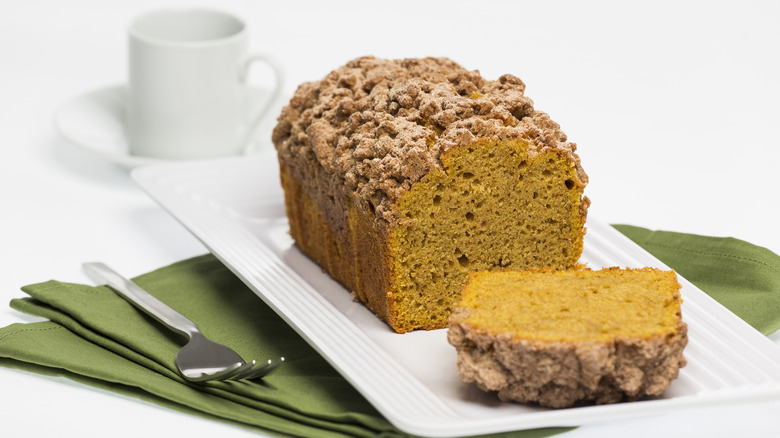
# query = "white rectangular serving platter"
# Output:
<box><xmin>133</xmin><ymin>148</ymin><xmax>780</xmax><ymax>437</ymax></box>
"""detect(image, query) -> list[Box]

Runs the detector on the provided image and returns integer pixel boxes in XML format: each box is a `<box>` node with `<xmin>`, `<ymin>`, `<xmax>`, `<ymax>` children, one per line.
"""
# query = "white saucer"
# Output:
<box><xmin>54</xmin><ymin>85</ymin><xmax>278</xmax><ymax>167</ymax></box>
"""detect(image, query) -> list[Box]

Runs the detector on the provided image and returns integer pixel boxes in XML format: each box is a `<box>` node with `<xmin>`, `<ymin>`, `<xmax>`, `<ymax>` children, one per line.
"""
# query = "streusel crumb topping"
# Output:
<box><xmin>272</xmin><ymin>56</ymin><xmax>585</xmax><ymax>223</ymax></box>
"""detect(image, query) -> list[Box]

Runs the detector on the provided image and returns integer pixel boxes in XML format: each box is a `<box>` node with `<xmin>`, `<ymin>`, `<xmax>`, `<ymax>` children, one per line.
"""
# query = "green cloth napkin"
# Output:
<box><xmin>0</xmin><ymin>225</ymin><xmax>778</xmax><ymax>437</ymax></box>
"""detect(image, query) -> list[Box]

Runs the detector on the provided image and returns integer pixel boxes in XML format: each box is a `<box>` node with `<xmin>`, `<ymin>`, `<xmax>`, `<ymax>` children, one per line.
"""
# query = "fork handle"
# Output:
<box><xmin>83</xmin><ymin>262</ymin><xmax>199</xmax><ymax>338</ymax></box>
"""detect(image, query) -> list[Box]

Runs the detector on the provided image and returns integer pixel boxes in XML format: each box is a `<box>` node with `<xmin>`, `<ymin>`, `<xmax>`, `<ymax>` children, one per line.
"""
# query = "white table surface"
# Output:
<box><xmin>2</xmin><ymin>0</ymin><xmax>779</xmax><ymax>436</ymax></box>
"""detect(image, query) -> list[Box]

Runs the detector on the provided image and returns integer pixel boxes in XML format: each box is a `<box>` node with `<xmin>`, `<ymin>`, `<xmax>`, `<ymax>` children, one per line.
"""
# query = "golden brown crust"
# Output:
<box><xmin>279</xmin><ymin>164</ymin><xmax>397</xmax><ymax>324</ymax></box>
<box><xmin>273</xmin><ymin>56</ymin><xmax>587</xmax><ymax>226</ymax></box>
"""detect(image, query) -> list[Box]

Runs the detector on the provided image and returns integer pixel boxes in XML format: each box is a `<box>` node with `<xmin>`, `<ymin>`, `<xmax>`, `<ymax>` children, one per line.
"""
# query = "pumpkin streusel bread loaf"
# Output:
<box><xmin>447</xmin><ymin>267</ymin><xmax>688</xmax><ymax>408</ymax></box>
<box><xmin>272</xmin><ymin>56</ymin><xmax>590</xmax><ymax>333</ymax></box>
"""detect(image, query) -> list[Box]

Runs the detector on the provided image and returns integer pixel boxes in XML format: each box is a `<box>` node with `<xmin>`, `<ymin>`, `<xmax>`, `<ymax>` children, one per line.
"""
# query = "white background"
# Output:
<box><xmin>1</xmin><ymin>0</ymin><xmax>779</xmax><ymax>437</ymax></box>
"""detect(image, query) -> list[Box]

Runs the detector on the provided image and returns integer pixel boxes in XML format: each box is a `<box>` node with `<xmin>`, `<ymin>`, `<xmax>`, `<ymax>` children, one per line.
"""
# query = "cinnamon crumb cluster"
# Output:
<box><xmin>272</xmin><ymin>56</ymin><xmax>583</xmax><ymax>223</ymax></box>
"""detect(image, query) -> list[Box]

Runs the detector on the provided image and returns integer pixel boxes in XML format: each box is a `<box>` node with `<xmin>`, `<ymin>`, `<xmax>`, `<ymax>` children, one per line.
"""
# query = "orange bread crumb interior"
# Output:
<box><xmin>459</xmin><ymin>267</ymin><xmax>683</xmax><ymax>342</ymax></box>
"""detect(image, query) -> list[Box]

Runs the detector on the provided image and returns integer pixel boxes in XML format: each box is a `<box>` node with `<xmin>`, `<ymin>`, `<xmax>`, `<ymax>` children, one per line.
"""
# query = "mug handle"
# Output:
<box><xmin>240</xmin><ymin>53</ymin><xmax>284</xmax><ymax>153</ymax></box>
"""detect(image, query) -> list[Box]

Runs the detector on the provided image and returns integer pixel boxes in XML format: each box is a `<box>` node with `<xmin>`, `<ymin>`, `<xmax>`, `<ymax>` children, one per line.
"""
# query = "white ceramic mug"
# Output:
<box><xmin>127</xmin><ymin>9</ymin><xmax>282</xmax><ymax>159</ymax></box>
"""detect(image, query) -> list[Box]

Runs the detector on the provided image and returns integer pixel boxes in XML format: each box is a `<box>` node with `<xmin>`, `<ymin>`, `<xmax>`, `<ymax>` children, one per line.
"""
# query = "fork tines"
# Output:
<box><xmin>228</xmin><ymin>357</ymin><xmax>285</xmax><ymax>381</ymax></box>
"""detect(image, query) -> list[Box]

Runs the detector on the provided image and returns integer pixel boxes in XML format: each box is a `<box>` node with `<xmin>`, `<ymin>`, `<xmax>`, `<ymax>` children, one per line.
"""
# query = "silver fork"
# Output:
<box><xmin>83</xmin><ymin>262</ymin><xmax>283</xmax><ymax>382</ymax></box>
